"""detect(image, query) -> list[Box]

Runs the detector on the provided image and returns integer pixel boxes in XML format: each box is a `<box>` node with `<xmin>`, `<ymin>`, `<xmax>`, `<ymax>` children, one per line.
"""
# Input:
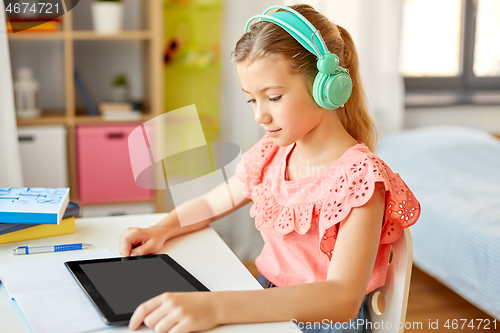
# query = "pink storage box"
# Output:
<box><xmin>76</xmin><ymin>124</ymin><xmax>153</xmax><ymax>203</ymax></box>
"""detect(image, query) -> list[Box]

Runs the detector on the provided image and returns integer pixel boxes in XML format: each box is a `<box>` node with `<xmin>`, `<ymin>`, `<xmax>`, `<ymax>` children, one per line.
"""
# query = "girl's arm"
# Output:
<box><xmin>159</xmin><ymin>173</ymin><xmax>252</xmax><ymax>238</ymax></box>
<box><xmin>214</xmin><ymin>182</ymin><xmax>386</xmax><ymax>324</ymax></box>
<box><xmin>119</xmin><ymin>174</ymin><xmax>252</xmax><ymax>256</ymax></box>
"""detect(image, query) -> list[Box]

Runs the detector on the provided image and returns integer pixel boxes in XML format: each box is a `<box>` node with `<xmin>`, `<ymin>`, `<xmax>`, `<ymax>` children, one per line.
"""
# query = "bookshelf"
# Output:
<box><xmin>9</xmin><ymin>0</ymin><xmax>166</xmax><ymax>212</ymax></box>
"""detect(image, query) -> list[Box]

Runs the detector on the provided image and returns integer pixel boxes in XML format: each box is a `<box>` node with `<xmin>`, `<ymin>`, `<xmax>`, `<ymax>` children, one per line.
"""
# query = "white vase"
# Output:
<box><xmin>109</xmin><ymin>85</ymin><xmax>129</xmax><ymax>102</ymax></box>
<box><xmin>91</xmin><ymin>2</ymin><xmax>123</xmax><ymax>35</ymax></box>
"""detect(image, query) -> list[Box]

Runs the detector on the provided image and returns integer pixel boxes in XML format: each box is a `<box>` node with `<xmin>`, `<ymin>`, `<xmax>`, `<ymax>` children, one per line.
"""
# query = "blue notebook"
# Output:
<box><xmin>0</xmin><ymin>202</ymin><xmax>80</xmax><ymax>235</ymax></box>
<box><xmin>0</xmin><ymin>188</ymin><xmax>70</xmax><ymax>224</ymax></box>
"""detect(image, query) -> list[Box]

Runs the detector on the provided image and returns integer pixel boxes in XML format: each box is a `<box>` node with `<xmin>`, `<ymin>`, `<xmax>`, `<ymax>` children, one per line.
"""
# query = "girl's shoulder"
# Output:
<box><xmin>235</xmin><ymin>134</ymin><xmax>281</xmax><ymax>199</ymax></box>
<box><xmin>242</xmin><ymin>134</ymin><xmax>279</xmax><ymax>174</ymax></box>
<box><xmin>318</xmin><ymin>141</ymin><xmax>421</xmax><ymax>257</ymax></box>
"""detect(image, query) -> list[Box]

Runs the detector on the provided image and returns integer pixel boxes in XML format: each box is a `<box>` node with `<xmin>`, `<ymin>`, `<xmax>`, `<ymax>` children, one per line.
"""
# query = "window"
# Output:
<box><xmin>473</xmin><ymin>0</ymin><xmax>500</xmax><ymax>76</ymax></box>
<box><xmin>401</xmin><ymin>0</ymin><xmax>500</xmax><ymax>106</ymax></box>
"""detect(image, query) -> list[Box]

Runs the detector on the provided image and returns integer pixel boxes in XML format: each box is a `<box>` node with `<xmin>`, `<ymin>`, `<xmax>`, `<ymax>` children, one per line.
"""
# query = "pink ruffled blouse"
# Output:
<box><xmin>236</xmin><ymin>134</ymin><xmax>421</xmax><ymax>294</ymax></box>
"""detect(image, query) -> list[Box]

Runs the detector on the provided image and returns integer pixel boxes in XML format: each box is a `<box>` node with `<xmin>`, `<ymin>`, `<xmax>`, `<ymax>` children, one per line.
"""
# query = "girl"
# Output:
<box><xmin>120</xmin><ymin>4</ymin><xmax>420</xmax><ymax>333</ymax></box>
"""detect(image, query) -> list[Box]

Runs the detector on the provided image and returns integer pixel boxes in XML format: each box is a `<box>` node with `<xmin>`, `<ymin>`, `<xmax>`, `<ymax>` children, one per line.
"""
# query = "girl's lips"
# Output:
<box><xmin>266</xmin><ymin>128</ymin><xmax>282</xmax><ymax>136</ymax></box>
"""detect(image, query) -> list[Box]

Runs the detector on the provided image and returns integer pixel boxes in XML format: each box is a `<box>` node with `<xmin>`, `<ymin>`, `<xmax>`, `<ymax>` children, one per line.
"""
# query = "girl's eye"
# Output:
<box><xmin>246</xmin><ymin>99</ymin><xmax>256</xmax><ymax>104</ymax></box>
<box><xmin>269</xmin><ymin>96</ymin><xmax>282</xmax><ymax>102</ymax></box>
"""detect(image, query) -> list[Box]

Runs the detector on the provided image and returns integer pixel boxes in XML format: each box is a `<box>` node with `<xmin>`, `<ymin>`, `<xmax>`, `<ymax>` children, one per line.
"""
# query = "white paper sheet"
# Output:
<box><xmin>0</xmin><ymin>250</ymin><xmax>117</xmax><ymax>333</ymax></box>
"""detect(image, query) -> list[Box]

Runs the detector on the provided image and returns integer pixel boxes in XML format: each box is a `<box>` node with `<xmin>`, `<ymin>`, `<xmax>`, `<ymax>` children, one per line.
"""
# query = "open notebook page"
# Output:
<box><xmin>0</xmin><ymin>249</ymin><xmax>116</xmax><ymax>333</ymax></box>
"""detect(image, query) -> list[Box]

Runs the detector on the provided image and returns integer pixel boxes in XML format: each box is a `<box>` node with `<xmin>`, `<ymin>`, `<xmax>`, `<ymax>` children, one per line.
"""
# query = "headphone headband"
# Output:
<box><xmin>244</xmin><ymin>5</ymin><xmax>330</xmax><ymax>58</ymax></box>
<box><xmin>245</xmin><ymin>14</ymin><xmax>320</xmax><ymax>57</ymax></box>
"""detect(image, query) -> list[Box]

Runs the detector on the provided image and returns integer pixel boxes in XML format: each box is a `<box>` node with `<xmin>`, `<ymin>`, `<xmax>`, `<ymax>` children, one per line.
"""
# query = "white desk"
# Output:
<box><xmin>0</xmin><ymin>214</ymin><xmax>296</xmax><ymax>332</ymax></box>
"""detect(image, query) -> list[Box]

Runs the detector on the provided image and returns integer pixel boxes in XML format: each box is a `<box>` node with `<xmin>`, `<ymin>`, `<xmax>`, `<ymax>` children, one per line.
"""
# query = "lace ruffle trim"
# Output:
<box><xmin>239</xmin><ymin>135</ymin><xmax>279</xmax><ymax>199</ymax></box>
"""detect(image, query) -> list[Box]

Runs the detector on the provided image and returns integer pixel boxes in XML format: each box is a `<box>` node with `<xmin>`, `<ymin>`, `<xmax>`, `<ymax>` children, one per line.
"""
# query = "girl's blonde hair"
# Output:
<box><xmin>231</xmin><ymin>4</ymin><xmax>377</xmax><ymax>151</ymax></box>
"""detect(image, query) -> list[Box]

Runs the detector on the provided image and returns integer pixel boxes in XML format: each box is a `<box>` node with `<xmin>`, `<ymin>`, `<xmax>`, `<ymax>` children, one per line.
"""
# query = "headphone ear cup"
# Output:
<box><xmin>312</xmin><ymin>71</ymin><xmax>353</xmax><ymax>109</ymax></box>
<box><xmin>313</xmin><ymin>72</ymin><xmax>332</xmax><ymax>109</ymax></box>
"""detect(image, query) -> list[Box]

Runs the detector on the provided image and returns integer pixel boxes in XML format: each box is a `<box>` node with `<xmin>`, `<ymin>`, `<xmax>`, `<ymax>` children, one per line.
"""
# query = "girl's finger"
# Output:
<box><xmin>166</xmin><ymin>319</ymin><xmax>191</xmax><ymax>333</ymax></box>
<box><xmin>150</xmin><ymin>311</ymin><xmax>180</xmax><ymax>333</ymax></box>
<box><xmin>143</xmin><ymin>303</ymin><xmax>174</xmax><ymax>330</ymax></box>
<box><xmin>118</xmin><ymin>237</ymin><xmax>132</xmax><ymax>257</ymax></box>
<box><xmin>118</xmin><ymin>228</ymin><xmax>143</xmax><ymax>256</ymax></box>
<box><xmin>129</xmin><ymin>296</ymin><xmax>163</xmax><ymax>330</ymax></box>
<box><xmin>131</xmin><ymin>238</ymin><xmax>156</xmax><ymax>256</ymax></box>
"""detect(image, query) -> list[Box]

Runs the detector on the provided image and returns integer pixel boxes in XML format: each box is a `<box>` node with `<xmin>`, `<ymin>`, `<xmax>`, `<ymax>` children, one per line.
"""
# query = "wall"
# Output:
<box><xmin>211</xmin><ymin>0</ymin><xmax>277</xmax><ymax>261</ymax></box>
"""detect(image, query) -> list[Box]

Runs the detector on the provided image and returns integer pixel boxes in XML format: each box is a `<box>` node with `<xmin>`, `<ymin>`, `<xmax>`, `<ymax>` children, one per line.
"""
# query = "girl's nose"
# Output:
<box><xmin>254</xmin><ymin>105</ymin><xmax>272</xmax><ymax>124</ymax></box>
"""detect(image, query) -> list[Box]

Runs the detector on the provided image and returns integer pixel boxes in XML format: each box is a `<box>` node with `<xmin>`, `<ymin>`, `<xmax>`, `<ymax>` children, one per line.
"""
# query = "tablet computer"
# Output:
<box><xmin>65</xmin><ymin>254</ymin><xmax>210</xmax><ymax>325</ymax></box>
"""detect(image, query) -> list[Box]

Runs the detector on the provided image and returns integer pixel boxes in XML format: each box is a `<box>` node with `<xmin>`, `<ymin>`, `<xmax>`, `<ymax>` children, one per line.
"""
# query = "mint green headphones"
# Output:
<box><xmin>244</xmin><ymin>5</ymin><xmax>352</xmax><ymax>110</ymax></box>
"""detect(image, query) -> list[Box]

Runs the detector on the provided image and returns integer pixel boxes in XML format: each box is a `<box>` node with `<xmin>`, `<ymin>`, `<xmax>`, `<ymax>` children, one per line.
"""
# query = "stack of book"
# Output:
<box><xmin>99</xmin><ymin>102</ymin><xmax>142</xmax><ymax>120</ymax></box>
<box><xmin>6</xmin><ymin>17</ymin><xmax>61</xmax><ymax>33</ymax></box>
<box><xmin>0</xmin><ymin>188</ymin><xmax>80</xmax><ymax>244</ymax></box>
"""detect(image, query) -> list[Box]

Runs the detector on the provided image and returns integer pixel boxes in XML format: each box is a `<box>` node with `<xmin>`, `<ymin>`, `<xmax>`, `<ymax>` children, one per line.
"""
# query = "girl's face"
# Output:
<box><xmin>237</xmin><ymin>55</ymin><xmax>328</xmax><ymax>147</ymax></box>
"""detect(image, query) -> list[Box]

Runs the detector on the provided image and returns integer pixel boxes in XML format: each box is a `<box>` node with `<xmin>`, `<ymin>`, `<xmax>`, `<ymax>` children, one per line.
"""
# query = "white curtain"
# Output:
<box><xmin>0</xmin><ymin>4</ymin><xmax>23</xmax><ymax>187</ymax></box>
<box><xmin>215</xmin><ymin>0</ymin><xmax>279</xmax><ymax>262</ymax></box>
<box><xmin>284</xmin><ymin>0</ymin><xmax>405</xmax><ymax>135</ymax></box>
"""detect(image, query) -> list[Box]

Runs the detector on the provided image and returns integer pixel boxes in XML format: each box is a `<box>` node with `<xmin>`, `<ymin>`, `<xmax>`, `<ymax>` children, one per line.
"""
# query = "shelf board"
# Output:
<box><xmin>74</xmin><ymin>114</ymin><xmax>153</xmax><ymax>125</ymax></box>
<box><xmin>8</xmin><ymin>31</ymin><xmax>64</xmax><ymax>40</ymax></box>
<box><xmin>8</xmin><ymin>30</ymin><xmax>152</xmax><ymax>41</ymax></box>
<box><xmin>17</xmin><ymin>113</ymin><xmax>67</xmax><ymax>126</ymax></box>
<box><xmin>71</xmin><ymin>30</ymin><xmax>152</xmax><ymax>40</ymax></box>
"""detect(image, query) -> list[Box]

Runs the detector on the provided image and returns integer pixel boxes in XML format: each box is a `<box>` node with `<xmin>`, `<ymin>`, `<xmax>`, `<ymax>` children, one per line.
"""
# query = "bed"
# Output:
<box><xmin>376</xmin><ymin>126</ymin><xmax>500</xmax><ymax>320</ymax></box>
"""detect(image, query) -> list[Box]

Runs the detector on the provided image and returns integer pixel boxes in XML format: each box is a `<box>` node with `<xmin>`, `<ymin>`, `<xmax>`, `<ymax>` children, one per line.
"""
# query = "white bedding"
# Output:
<box><xmin>377</xmin><ymin>126</ymin><xmax>500</xmax><ymax>320</ymax></box>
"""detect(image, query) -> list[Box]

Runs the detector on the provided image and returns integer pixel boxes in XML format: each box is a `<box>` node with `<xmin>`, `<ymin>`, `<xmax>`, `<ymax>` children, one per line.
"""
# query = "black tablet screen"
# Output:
<box><xmin>80</xmin><ymin>257</ymin><xmax>198</xmax><ymax>314</ymax></box>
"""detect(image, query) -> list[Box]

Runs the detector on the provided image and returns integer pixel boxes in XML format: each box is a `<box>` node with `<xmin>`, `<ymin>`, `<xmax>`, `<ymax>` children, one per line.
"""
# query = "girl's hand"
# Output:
<box><xmin>119</xmin><ymin>225</ymin><xmax>170</xmax><ymax>256</ymax></box>
<box><xmin>128</xmin><ymin>291</ymin><xmax>219</xmax><ymax>333</ymax></box>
